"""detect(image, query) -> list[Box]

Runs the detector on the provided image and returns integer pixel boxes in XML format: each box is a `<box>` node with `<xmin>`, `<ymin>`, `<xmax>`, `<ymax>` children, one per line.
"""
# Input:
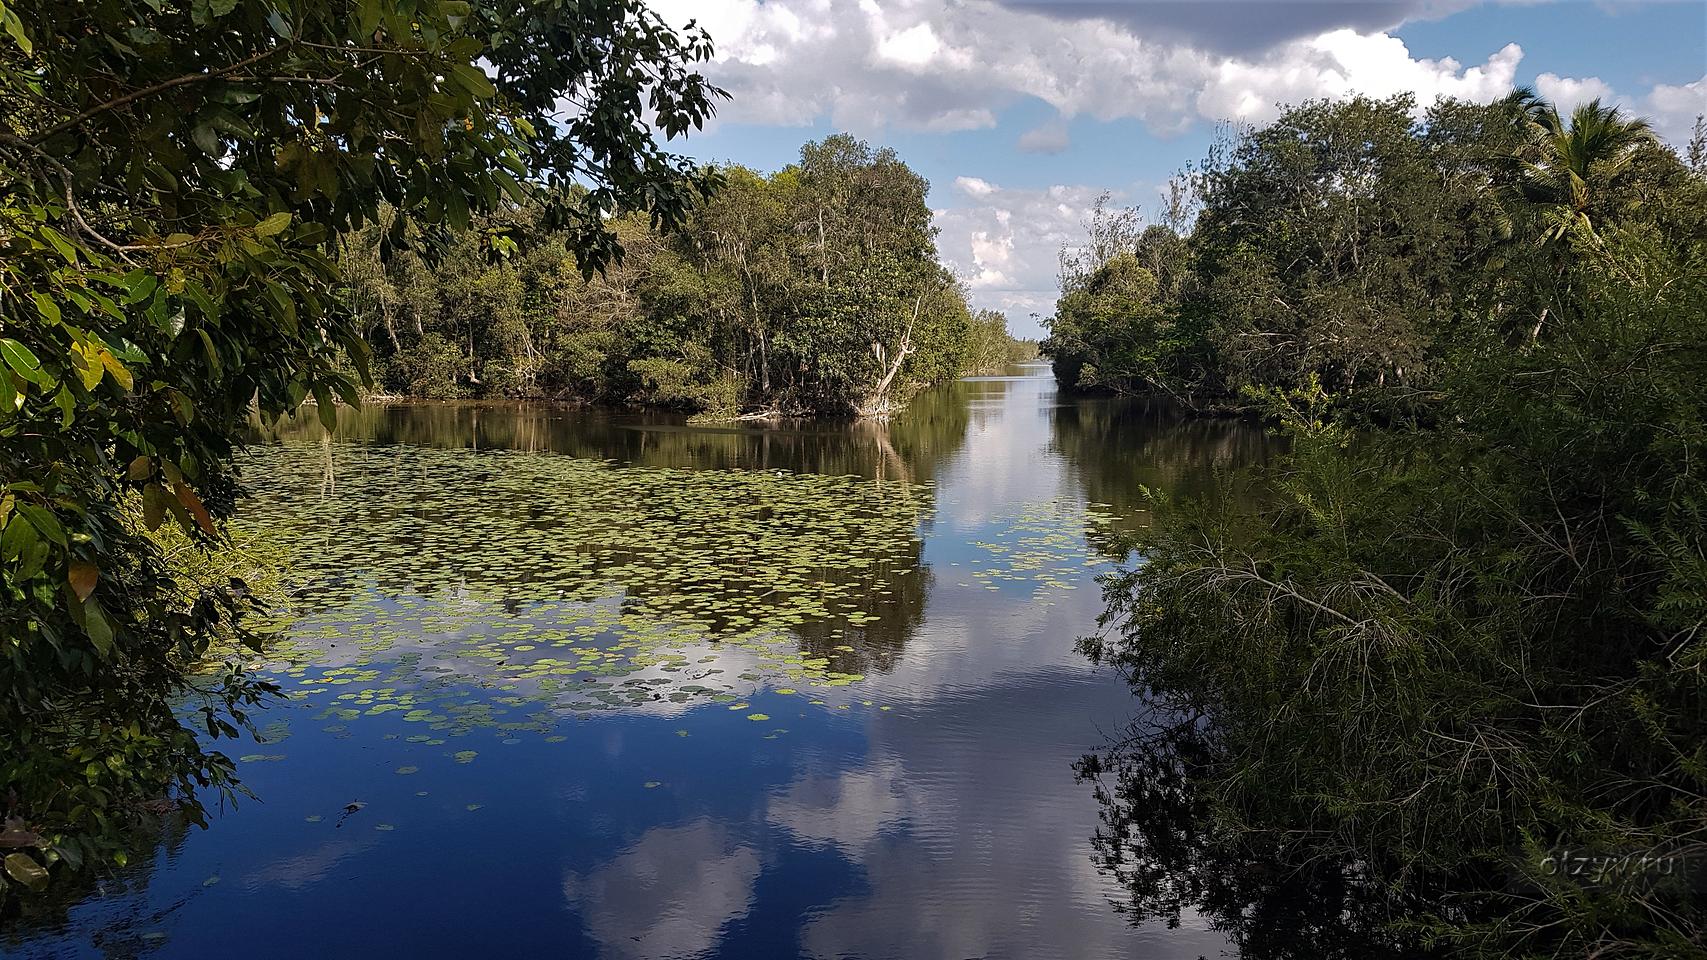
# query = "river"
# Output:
<box><xmin>5</xmin><ymin>363</ymin><xmax>1278</xmax><ymax>960</ymax></box>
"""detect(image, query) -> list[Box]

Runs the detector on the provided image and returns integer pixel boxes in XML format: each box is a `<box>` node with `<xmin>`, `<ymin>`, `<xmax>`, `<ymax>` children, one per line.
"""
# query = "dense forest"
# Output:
<box><xmin>339</xmin><ymin>135</ymin><xmax>1034</xmax><ymax>418</ymax></box>
<box><xmin>1072</xmin><ymin>94</ymin><xmax>1707</xmax><ymax>955</ymax></box>
<box><xmin>1045</xmin><ymin>94</ymin><xmax>1706</xmax><ymax>413</ymax></box>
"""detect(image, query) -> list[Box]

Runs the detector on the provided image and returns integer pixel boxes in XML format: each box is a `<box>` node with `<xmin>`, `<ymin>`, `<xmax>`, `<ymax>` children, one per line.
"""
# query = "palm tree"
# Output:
<box><xmin>1509</xmin><ymin>92</ymin><xmax>1658</xmax><ymax>247</ymax></box>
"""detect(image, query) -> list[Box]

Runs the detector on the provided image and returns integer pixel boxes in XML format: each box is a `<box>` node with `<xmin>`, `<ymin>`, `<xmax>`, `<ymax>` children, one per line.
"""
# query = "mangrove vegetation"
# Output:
<box><xmin>1070</xmin><ymin>94</ymin><xmax>1707</xmax><ymax>956</ymax></box>
<box><xmin>338</xmin><ymin>135</ymin><xmax>1034</xmax><ymax>417</ymax></box>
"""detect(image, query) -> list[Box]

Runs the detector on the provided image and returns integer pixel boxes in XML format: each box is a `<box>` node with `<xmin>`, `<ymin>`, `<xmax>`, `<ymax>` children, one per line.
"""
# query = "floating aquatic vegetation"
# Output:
<box><xmin>964</xmin><ymin>498</ymin><xmax>1119</xmax><ymax>595</ymax></box>
<box><xmin>228</xmin><ymin>440</ymin><xmax>936</xmax><ymax>741</ymax></box>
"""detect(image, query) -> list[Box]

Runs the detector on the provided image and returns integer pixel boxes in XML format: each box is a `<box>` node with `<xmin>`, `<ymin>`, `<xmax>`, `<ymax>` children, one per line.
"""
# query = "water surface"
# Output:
<box><xmin>5</xmin><ymin>365</ymin><xmax>1276</xmax><ymax>960</ymax></box>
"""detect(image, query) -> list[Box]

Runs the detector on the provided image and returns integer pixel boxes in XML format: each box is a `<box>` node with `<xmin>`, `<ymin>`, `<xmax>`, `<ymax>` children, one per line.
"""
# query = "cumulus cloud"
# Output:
<box><xmin>1535</xmin><ymin>71</ymin><xmax>1618</xmax><ymax>116</ymax></box>
<box><xmin>650</xmin><ymin>0</ymin><xmax>1536</xmax><ymax>136</ymax></box>
<box><xmin>993</xmin><ymin>0</ymin><xmax>1476</xmax><ymax>56</ymax></box>
<box><xmin>1644</xmin><ymin>75</ymin><xmax>1707</xmax><ymax>146</ymax></box>
<box><xmin>935</xmin><ymin>180</ymin><xmax>1125</xmax><ymax>336</ymax></box>
<box><xmin>1198</xmin><ymin>32</ymin><xmax>1523</xmax><ymax>123</ymax></box>
<box><xmin>1529</xmin><ymin>71</ymin><xmax>1705</xmax><ymax>146</ymax></box>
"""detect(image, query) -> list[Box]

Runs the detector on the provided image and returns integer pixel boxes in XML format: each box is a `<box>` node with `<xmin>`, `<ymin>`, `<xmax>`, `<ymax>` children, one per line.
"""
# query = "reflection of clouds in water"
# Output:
<box><xmin>768</xmin><ymin>757</ymin><xmax>917</xmax><ymax>855</ymax></box>
<box><xmin>272</xmin><ymin>590</ymin><xmax>784</xmax><ymax>720</ymax></box>
<box><xmin>246</xmin><ymin>836</ymin><xmax>377</xmax><ymax>891</ymax></box>
<box><xmin>860</xmin><ymin>583</ymin><xmax>1092</xmax><ymax>703</ymax></box>
<box><xmin>771</xmin><ymin>676</ymin><xmax>1226</xmax><ymax>960</ymax></box>
<box><xmin>563</xmin><ymin>819</ymin><xmax>760</xmax><ymax>960</ymax></box>
<box><xmin>936</xmin><ymin>376</ymin><xmax>1072</xmax><ymax>531</ymax></box>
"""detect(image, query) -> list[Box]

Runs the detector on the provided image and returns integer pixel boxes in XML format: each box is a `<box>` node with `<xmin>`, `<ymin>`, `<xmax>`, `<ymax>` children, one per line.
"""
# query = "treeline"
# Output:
<box><xmin>1078</xmin><ymin>95</ymin><xmax>1707</xmax><ymax>955</ymax></box>
<box><xmin>1045</xmin><ymin>93</ymin><xmax>1706</xmax><ymax>413</ymax></box>
<box><xmin>340</xmin><ymin>135</ymin><xmax>1028</xmax><ymax>417</ymax></box>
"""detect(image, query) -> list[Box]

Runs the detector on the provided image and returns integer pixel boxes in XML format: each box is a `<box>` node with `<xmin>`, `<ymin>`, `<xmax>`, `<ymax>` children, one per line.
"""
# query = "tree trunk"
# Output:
<box><xmin>859</xmin><ymin>296</ymin><xmax>921</xmax><ymax>419</ymax></box>
<box><xmin>382</xmin><ymin>299</ymin><xmax>402</xmax><ymax>353</ymax></box>
<box><xmin>817</xmin><ymin>206</ymin><xmax>829</xmax><ymax>288</ymax></box>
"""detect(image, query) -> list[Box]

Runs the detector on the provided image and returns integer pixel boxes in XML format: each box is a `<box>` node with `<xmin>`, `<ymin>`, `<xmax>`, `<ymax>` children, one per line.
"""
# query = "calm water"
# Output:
<box><xmin>5</xmin><ymin>365</ymin><xmax>1276</xmax><ymax>960</ymax></box>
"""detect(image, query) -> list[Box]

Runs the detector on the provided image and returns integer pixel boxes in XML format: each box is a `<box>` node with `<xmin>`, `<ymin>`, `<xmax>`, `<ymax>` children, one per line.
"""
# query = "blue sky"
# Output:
<box><xmin>648</xmin><ymin>0</ymin><xmax>1707</xmax><ymax>337</ymax></box>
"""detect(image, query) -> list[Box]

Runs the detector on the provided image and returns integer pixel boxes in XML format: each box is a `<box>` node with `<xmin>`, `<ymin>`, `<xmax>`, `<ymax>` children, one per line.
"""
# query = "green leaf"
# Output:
<box><xmin>312</xmin><ymin>384</ymin><xmax>337</xmax><ymax>432</ymax></box>
<box><xmin>185</xmin><ymin>281</ymin><xmax>219</xmax><ymax>322</ymax></box>
<box><xmin>124</xmin><ymin>272</ymin><xmax>159</xmax><ymax>305</ymax></box>
<box><xmin>39</xmin><ymin>226</ymin><xmax>78</xmax><ymax>263</ymax></box>
<box><xmin>1</xmin><ymin>6</ymin><xmax>33</xmax><ymax>55</ymax></box>
<box><xmin>196</xmin><ymin>329</ymin><xmax>223</xmax><ymax>376</ymax></box>
<box><xmin>82</xmin><ymin>597</ymin><xmax>115</xmax><ymax>656</ymax></box>
<box><xmin>3</xmin><ymin>853</ymin><xmax>47</xmax><ymax>891</ymax></box>
<box><xmin>449</xmin><ymin>63</ymin><xmax>496</xmax><ymax>99</ymax></box>
<box><xmin>0</xmin><ymin>339</ymin><xmax>46</xmax><ymax>386</ymax></box>
<box><xmin>16</xmin><ymin>504</ymin><xmax>65</xmax><ymax>547</ymax></box>
<box><xmin>141</xmin><ymin>483</ymin><xmax>170</xmax><ymax>531</ymax></box>
<box><xmin>30</xmin><ymin>294</ymin><xmax>59</xmax><ymax>323</ymax></box>
<box><xmin>263</xmin><ymin>281</ymin><xmax>298</xmax><ymax>333</ymax></box>
<box><xmin>255</xmin><ymin>212</ymin><xmax>292</xmax><ymax>237</ymax></box>
<box><xmin>192</xmin><ymin>122</ymin><xmax>220</xmax><ymax>155</ymax></box>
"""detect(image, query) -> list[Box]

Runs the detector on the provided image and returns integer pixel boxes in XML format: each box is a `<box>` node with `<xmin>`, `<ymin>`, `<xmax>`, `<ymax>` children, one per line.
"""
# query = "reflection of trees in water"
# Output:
<box><xmin>1</xmin><ymin>813</ymin><xmax>194</xmax><ymax>957</ymax></box>
<box><xmin>789</xmin><ymin>544</ymin><xmax>931</xmax><ymax>678</ymax></box>
<box><xmin>255</xmin><ymin>389</ymin><xmax>971</xmax><ymax>487</ymax></box>
<box><xmin>1048</xmin><ymin>397</ymin><xmax>1281</xmax><ymax>554</ymax></box>
<box><xmin>1075</xmin><ymin>714</ymin><xmax>1438</xmax><ymax>960</ymax></box>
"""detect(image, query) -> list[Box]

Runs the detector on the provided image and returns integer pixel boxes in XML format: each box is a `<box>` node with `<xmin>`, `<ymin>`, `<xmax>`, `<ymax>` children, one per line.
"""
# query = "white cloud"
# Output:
<box><xmin>1197</xmin><ymin>33</ymin><xmax>1523</xmax><ymax>123</ymax></box>
<box><xmin>953</xmin><ymin>175</ymin><xmax>997</xmax><ymax>197</ymax></box>
<box><xmin>878</xmin><ymin>22</ymin><xmax>944</xmax><ymax>66</ymax></box>
<box><xmin>1529</xmin><ymin>72</ymin><xmax>1705</xmax><ymax>146</ymax></box>
<box><xmin>935</xmin><ymin>180</ymin><xmax>1124</xmax><ymax>337</ymax></box>
<box><xmin>648</xmin><ymin>0</ymin><xmax>1699</xmax><ymax>150</ymax></box>
<box><xmin>650</xmin><ymin>0</ymin><xmax>1535</xmax><ymax>136</ymax></box>
<box><xmin>1535</xmin><ymin>71</ymin><xmax>1618</xmax><ymax>116</ymax></box>
<box><xmin>1644</xmin><ymin>75</ymin><xmax>1707</xmax><ymax>145</ymax></box>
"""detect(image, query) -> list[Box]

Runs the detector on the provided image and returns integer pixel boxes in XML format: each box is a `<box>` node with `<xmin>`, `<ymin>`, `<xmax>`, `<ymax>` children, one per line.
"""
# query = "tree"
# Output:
<box><xmin>1510</xmin><ymin>95</ymin><xmax>1659</xmax><ymax>246</ymax></box>
<box><xmin>0</xmin><ymin>0</ymin><xmax>721</xmax><ymax>893</ymax></box>
<box><xmin>341</xmin><ymin>137</ymin><xmax>976</xmax><ymax>419</ymax></box>
<box><xmin>1689</xmin><ymin>115</ymin><xmax>1706</xmax><ymax>175</ymax></box>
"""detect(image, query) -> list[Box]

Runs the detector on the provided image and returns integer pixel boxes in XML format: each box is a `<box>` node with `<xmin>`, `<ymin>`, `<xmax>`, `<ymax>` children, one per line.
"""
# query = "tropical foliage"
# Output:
<box><xmin>1078</xmin><ymin>95</ymin><xmax>1707</xmax><ymax>956</ymax></box>
<box><xmin>340</xmin><ymin>135</ymin><xmax>1024</xmax><ymax>417</ymax></box>
<box><xmin>0</xmin><ymin>0</ymin><xmax>719</xmax><ymax>899</ymax></box>
<box><xmin>1044</xmin><ymin>94</ymin><xmax>1704</xmax><ymax>412</ymax></box>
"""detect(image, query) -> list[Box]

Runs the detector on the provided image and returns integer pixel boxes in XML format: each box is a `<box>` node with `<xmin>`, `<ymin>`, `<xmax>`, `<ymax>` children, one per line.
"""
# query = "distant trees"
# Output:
<box><xmin>345</xmin><ymin>135</ymin><xmax>1027</xmax><ymax>417</ymax></box>
<box><xmin>960</xmin><ymin>309</ymin><xmax>1037</xmax><ymax>374</ymax></box>
<box><xmin>1042</xmin><ymin>93</ymin><xmax>1705</xmax><ymax>414</ymax></box>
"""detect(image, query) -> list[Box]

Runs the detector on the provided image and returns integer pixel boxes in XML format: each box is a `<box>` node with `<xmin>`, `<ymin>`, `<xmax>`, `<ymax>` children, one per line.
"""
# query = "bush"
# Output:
<box><xmin>1082</xmin><ymin>228</ymin><xmax>1707</xmax><ymax>955</ymax></box>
